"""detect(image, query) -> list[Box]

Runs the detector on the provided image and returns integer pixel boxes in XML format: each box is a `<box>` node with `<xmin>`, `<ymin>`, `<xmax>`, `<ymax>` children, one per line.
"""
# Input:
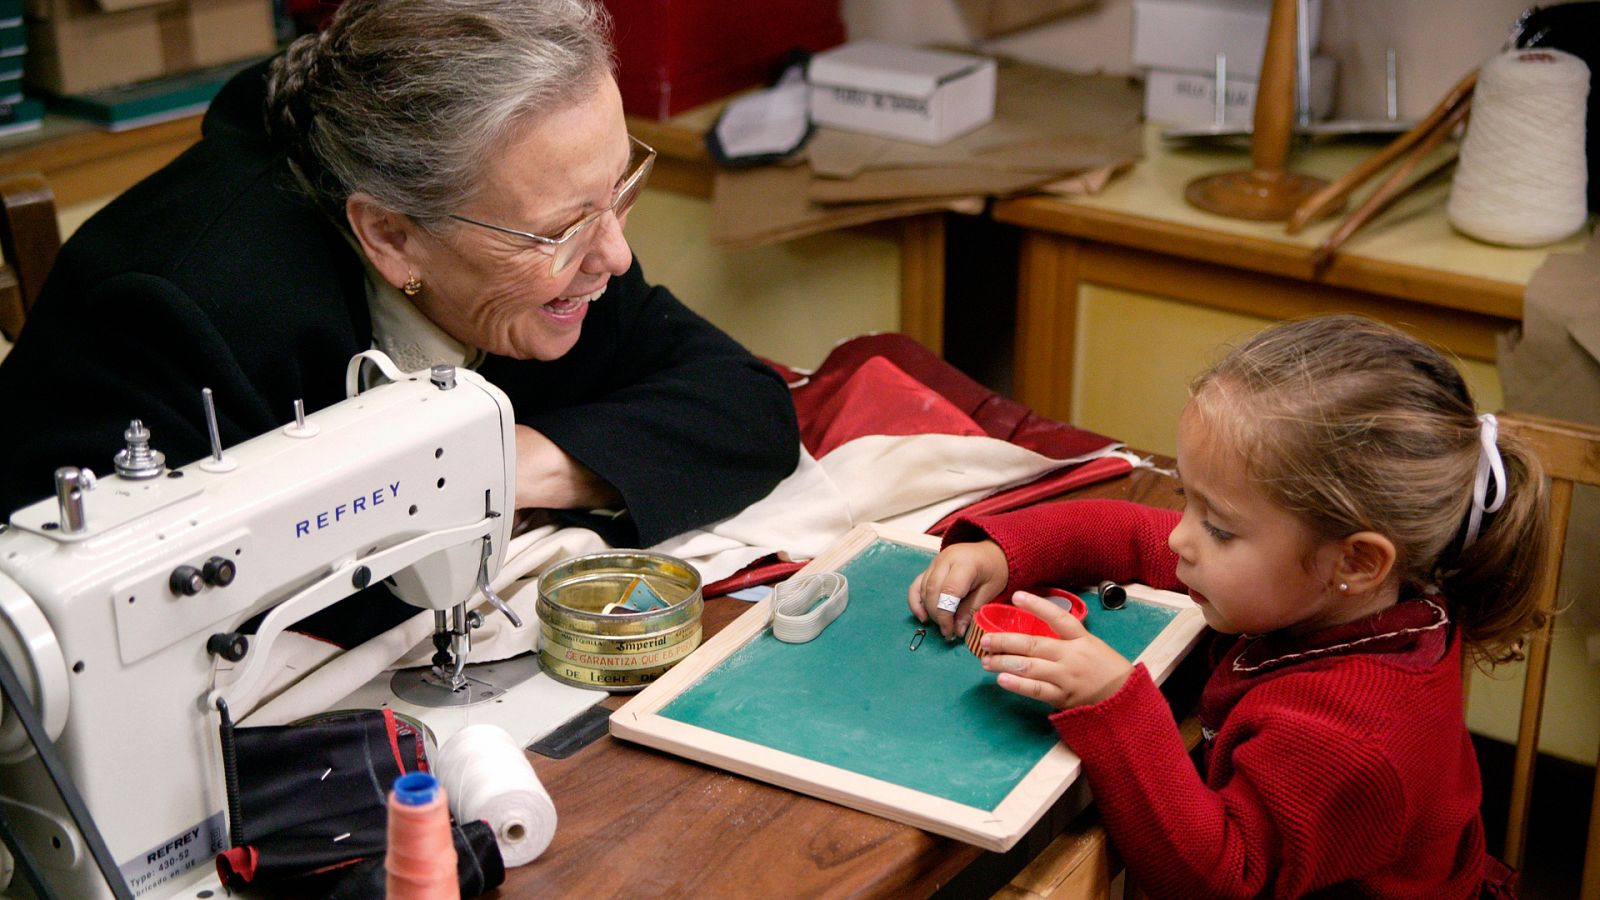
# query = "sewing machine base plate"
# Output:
<box><xmin>337</xmin><ymin>650</ymin><xmax>607</xmax><ymax>751</ymax></box>
<box><xmin>389</xmin><ymin>651</ymin><xmax>545</xmax><ymax>708</ymax></box>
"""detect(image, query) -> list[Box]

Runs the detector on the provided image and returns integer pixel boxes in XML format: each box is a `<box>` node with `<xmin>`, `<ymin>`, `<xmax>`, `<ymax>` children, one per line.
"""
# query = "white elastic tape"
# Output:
<box><xmin>771</xmin><ymin>573</ymin><xmax>849</xmax><ymax>643</ymax></box>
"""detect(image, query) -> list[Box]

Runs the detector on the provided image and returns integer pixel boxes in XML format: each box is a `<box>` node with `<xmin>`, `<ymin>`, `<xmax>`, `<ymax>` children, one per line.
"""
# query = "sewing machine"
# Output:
<box><xmin>0</xmin><ymin>351</ymin><xmax>521</xmax><ymax>898</ymax></box>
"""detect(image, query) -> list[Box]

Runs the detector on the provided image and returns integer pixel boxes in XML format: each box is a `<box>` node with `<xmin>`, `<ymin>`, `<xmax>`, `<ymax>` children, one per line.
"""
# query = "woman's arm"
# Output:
<box><xmin>483</xmin><ymin>260</ymin><xmax>798</xmax><ymax>546</ymax></box>
<box><xmin>513</xmin><ymin>423</ymin><xmax>621</xmax><ymax>511</ymax></box>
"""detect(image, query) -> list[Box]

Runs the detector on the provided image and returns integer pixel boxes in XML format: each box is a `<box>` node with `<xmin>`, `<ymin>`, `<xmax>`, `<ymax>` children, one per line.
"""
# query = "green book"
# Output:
<box><xmin>45</xmin><ymin>57</ymin><xmax>263</xmax><ymax>132</ymax></box>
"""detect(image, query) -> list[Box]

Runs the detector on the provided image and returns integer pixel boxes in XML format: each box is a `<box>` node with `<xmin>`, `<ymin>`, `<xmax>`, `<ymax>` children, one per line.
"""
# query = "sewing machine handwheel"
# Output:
<box><xmin>207</xmin><ymin>632</ymin><xmax>249</xmax><ymax>662</ymax></box>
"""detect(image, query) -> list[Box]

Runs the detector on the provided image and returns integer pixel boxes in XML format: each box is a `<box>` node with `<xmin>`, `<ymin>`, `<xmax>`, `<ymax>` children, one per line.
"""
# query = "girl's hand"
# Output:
<box><xmin>979</xmin><ymin>590</ymin><xmax>1133</xmax><ymax>710</ymax></box>
<box><xmin>908</xmin><ymin>540</ymin><xmax>1009</xmax><ymax>640</ymax></box>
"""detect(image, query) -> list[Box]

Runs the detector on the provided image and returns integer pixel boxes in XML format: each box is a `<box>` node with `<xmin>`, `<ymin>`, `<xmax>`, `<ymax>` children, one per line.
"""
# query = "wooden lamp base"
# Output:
<box><xmin>1185</xmin><ymin>169</ymin><xmax>1330</xmax><ymax>221</ymax></box>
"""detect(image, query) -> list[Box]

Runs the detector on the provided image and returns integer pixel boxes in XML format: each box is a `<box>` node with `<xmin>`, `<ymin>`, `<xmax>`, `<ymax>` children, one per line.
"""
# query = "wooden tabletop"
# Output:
<box><xmin>496</xmin><ymin>459</ymin><xmax>1187</xmax><ymax>899</ymax></box>
<box><xmin>993</xmin><ymin>125</ymin><xmax>1589</xmax><ymax>319</ymax></box>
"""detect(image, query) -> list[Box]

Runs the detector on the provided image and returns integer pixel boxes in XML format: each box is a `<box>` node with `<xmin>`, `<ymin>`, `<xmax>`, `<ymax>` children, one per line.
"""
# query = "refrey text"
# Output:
<box><xmin>294</xmin><ymin>481</ymin><xmax>401</xmax><ymax>538</ymax></box>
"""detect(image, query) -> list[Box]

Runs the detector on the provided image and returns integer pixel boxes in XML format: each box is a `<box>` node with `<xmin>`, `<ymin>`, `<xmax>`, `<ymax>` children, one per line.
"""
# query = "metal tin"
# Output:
<box><xmin>535</xmin><ymin>551</ymin><xmax>702</xmax><ymax>692</ymax></box>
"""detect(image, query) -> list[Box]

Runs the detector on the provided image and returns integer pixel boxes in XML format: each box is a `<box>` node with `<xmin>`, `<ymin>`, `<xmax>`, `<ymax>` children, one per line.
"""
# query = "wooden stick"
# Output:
<box><xmin>1286</xmin><ymin>68</ymin><xmax>1477</xmax><ymax>234</ymax></box>
<box><xmin>1309</xmin><ymin>152</ymin><xmax>1459</xmax><ymax>274</ymax></box>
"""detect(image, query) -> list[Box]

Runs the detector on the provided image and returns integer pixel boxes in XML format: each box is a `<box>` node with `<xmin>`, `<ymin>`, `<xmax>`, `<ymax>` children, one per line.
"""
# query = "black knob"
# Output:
<box><xmin>207</xmin><ymin>632</ymin><xmax>249</xmax><ymax>662</ymax></box>
<box><xmin>170</xmin><ymin>565</ymin><xmax>204</xmax><ymax>596</ymax></box>
<box><xmin>202</xmin><ymin>556</ymin><xmax>237</xmax><ymax>587</ymax></box>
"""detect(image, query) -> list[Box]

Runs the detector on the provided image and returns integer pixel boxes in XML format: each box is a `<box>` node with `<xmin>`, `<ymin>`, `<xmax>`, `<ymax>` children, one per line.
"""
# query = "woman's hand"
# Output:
<box><xmin>908</xmin><ymin>540</ymin><xmax>1009</xmax><ymax>640</ymax></box>
<box><xmin>514</xmin><ymin>424</ymin><xmax>622</xmax><ymax>512</ymax></box>
<box><xmin>978</xmin><ymin>590</ymin><xmax>1132</xmax><ymax>710</ymax></box>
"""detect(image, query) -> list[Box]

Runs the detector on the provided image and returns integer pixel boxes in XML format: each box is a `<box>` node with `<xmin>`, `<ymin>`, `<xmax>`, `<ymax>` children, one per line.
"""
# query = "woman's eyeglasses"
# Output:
<box><xmin>449</xmin><ymin>135</ymin><xmax>656</xmax><ymax>274</ymax></box>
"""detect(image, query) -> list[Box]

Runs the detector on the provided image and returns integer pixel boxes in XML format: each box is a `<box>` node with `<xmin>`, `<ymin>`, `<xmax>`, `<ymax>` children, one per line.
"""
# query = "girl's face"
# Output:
<box><xmin>1168</xmin><ymin>403</ymin><xmax>1349</xmax><ymax>637</ymax></box>
<box><xmin>405</xmin><ymin>73</ymin><xmax>636</xmax><ymax>360</ymax></box>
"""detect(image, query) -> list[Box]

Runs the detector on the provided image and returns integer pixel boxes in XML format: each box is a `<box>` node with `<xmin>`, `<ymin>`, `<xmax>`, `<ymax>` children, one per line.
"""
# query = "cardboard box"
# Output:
<box><xmin>808</xmin><ymin>41</ymin><xmax>996</xmax><ymax>146</ymax></box>
<box><xmin>1132</xmin><ymin>0</ymin><xmax>1321</xmax><ymax>80</ymax></box>
<box><xmin>24</xmin><ymin>0</ymin><xmax>274</xmax><ymax>97</ymax></box>
<box><xmin>601</xmin><ymin>0</ymin><xmax>844</xmax><ymax>121</ymax></box>
<box><xmin>1143</xmin><ymin>54</ymin><xmax>1335</xmax><ymax>127</ymax></box>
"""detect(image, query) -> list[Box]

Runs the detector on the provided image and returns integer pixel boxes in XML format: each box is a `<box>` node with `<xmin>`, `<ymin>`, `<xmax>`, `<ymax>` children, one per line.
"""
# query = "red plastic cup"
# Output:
<box><xmin>965</xmin><ymin>602</ymin><xmax>1057</xmax><ymax>657</ymax></box>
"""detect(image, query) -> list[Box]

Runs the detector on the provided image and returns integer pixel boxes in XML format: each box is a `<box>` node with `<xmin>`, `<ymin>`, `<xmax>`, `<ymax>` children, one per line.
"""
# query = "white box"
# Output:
<box><xmin>808</xmin><ymin>41</ymin><xmax>996</xmax><ymax>145</ymax></box>
<box><xmin>1143</xmin><ymin>55</ymin><xmax>1336</xmax><ymax>127</ymax></box>
<box><xmin>1132</xmin><ymin>0</ymin><xmax>1321</xmax><ymax>80</ymax></box>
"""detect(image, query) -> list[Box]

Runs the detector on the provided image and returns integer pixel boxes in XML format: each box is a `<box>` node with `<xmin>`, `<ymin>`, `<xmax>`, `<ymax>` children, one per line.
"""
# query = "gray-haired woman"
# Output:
<box><xmin>0</xmin><ymin>0</ymin><xmax>798</xmax><ymax>641</ymax></box>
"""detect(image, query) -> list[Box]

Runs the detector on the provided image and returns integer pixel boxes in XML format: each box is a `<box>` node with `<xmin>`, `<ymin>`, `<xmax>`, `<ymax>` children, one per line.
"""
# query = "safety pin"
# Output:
<box><xmin>909</xmin><ymin>627</ymin><xmax>926</xmax><ymax>651</ymax></box>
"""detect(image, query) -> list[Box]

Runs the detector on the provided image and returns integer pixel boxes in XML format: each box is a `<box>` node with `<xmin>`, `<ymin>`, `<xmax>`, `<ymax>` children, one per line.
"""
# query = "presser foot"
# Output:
<box><xmin>388</xmin><ymin>652</ymin><xmax>544</xmax><ymax>708</ymax></box>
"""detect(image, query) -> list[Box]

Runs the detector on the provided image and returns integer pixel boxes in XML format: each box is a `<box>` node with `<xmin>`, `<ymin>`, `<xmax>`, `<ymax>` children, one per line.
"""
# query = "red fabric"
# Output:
<box><xmin>803</xmin><ymin>355</ymin><xmax>987</xmax><ymax>457</ymax></box>
<box><xmin>782</xmin><ymin>334</ymin><xmax>1117</xmax><ymax>461</ymax></box>
<box><xmin>926</xmin><ymin>457</ymin><xmax>1133</xmax><ymax>536</ymax></box>
<box><xmin>381</xmin><ymin>708</ymin><xmax>406</xmax><ymax>775</ymax></box>
<box><xmin>954</xmin><ymin>499</ymin><xmax>1500</xmax><ymax>899</ymax></box>
<box><xmin>216</xmin><ymin>845</ymin><xmax>259</xmax><ymax>885</ymax></box>
<box><xmin>708</xmin><ymin>335</ymin><xmax>1128</xmax><ymax>598</ymax></box>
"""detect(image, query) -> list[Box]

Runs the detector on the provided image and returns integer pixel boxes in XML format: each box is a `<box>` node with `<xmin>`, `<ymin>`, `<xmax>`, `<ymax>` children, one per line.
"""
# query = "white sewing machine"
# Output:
<box><xmin>0</xmin><ymin>351</ymin><xmax>525</xmax><ymax>898</ymax></box>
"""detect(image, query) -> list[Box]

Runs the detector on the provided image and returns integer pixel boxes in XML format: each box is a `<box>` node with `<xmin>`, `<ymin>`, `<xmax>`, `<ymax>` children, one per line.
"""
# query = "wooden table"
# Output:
<box><xmin>992</xmin><ymin>125</ymin><xmax>1590</xmax><ymax>423</ymax></box>
<box><xmin>498</xmin><ymin>460</ymin><xmax>1193</xmax><ymax>899</ymax></box>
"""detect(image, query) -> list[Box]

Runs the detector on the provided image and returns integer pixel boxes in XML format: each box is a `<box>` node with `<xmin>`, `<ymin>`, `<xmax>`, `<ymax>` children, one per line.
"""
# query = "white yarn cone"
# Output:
<box><xmin>1448</xmin><ymin>48</ymin><xmax>1589</xmax><ymax>247</ymax></box>
<box><xmin>435</xmin><ymin>723</ymin><xmax>558</xmax><ymax>867</ymax></box>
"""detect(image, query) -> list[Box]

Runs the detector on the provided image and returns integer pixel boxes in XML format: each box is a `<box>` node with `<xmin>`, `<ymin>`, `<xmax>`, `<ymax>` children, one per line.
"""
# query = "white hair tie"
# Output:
<box><xmin>1463</xmin><ymin>413</ymin><xmax>1507</xmax><ymax>549</ymax></box>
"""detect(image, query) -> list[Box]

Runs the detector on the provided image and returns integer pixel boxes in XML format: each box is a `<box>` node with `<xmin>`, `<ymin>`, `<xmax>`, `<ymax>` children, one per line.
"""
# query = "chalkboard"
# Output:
<box><xmin>610</xmin><ymin>524</ymin><xmax>1205</xmax><ymax>851</ymax></box>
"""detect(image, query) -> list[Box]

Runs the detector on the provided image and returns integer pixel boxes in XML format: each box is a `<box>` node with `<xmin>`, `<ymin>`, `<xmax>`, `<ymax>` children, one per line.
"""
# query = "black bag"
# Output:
<box><xmin>213</xmin><ymin>708</ymin><xmax>504</xmax><ymax>896</ymax></box>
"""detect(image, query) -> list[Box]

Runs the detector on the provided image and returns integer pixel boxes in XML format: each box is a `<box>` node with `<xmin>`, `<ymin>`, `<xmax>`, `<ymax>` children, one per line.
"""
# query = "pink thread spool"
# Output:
<box><xmin>386</xmin><ymin>772</ymin><xmax>459</xmax><ymax>900</ymax></box>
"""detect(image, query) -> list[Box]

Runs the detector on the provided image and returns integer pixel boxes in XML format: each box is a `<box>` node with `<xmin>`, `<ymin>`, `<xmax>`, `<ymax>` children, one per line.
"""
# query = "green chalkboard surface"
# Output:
<box><xmin>612</xmin><ymin>524</ymin><xmax>1204</xmax><ymax>851</ymax></box>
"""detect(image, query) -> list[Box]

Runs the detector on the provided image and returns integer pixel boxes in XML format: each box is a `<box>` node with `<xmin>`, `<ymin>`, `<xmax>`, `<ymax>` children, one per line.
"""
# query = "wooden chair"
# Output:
<box><xmin>0</xmin><ymin>172</ymin><xmax>62</xmax><ymax>343</ymax></box>
<box><xmin>1489</xmin><ymin>411</ymin><xmax>1600</xmax><ymax>899</ymax></box>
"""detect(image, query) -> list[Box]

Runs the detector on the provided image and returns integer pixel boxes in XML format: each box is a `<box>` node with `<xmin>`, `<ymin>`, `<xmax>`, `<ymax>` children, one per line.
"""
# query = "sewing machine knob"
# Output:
<box><xmin>202</xmin><ymin>556</ymin><xmax>237</xmax><ymax>587</ymax></box>
<box><xmin>169</xmin><ymin>565</ymin><xmax>205</xmax><ymax>596</ymax></box>
<box><xmin>207</xmin><ymin>632</ymin><xmax>249</xmax><ymax>662</ymax></box>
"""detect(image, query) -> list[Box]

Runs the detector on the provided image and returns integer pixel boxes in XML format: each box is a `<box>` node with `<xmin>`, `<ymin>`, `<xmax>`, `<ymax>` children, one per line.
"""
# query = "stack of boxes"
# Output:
<box><xmin>0</xmin><ymin>0</ymin><xmax>42</xmax><ymax>137</ymax></box>
<box><xmin>1132</xmin><ymin>0</ymin><xmax>1335</xmax><ymax>129</ymax></box>
<box><xmin>20</xmin><ymin>0</ymin><xmax>276</xmax><ymax>129</ymax></box>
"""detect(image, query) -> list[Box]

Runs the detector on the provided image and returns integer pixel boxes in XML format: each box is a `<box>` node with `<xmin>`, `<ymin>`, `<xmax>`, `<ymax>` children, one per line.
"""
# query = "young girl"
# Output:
<box><xmin>909</xmin><ymin>315</ymin><xmax>1547</xmax><ymax>898</ymax></box>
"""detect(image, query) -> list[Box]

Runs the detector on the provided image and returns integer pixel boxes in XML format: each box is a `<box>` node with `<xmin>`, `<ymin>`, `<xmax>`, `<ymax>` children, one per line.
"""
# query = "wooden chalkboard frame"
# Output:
<box><xmin>610</xmin><ymin>523</ymin><xmax>1205</xmax><ymax>851</ymax></box>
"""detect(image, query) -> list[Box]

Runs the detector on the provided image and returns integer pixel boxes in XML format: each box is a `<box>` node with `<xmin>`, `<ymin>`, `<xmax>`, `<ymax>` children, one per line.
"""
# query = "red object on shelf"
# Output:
<box><xmin>600</xmin><ymin>0</ymin><xmax>845</xmax><ymax>120</ymax></box>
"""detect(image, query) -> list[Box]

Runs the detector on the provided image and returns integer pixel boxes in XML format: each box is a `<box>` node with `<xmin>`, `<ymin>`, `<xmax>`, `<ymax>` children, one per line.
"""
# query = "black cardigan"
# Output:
<box><xmin>0</xmin><ymin>61</ymin><xmax>798</xmax><ymax>550</ymax></box>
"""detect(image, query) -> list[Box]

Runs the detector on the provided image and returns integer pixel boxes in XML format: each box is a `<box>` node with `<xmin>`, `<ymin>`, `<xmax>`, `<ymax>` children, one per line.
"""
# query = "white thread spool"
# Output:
<box><xmin>1447</xmin><ymin>48</ymin><xmax>1590</xmax><ymax>247</ymax></box>
<box><xmin>435</xmin><ymin>724</ymin><xmax>558</xmax><ymax>867</ymax></box>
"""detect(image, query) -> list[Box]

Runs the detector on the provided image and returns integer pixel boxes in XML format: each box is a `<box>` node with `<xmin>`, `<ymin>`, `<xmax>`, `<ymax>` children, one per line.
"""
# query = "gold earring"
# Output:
<box><xmin>401</xmin><ymin>273</ymin><xmax>423</xmax><ymax>297</ymax></box>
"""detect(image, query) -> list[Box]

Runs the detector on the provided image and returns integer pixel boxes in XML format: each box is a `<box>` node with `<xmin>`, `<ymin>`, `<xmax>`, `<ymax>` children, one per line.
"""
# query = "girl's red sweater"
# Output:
<box><xmin>946</xmin><ymin>499</ymin><xmax>1508</xmax><ymax>899</ymax></box>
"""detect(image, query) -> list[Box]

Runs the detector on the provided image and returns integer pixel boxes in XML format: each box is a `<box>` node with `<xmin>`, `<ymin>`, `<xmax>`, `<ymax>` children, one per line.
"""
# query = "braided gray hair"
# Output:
<box><xmin>265</xmin><ymin>0</ymin><xmax>615</xmax><ymax>225</ymax></box>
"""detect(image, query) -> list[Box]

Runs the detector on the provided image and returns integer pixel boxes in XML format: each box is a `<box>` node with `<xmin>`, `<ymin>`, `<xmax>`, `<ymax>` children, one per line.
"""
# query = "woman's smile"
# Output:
<box><xmin>541</xmin><ymin>283</ymin><xmax>605</xmax><ymax>323</ymax></box>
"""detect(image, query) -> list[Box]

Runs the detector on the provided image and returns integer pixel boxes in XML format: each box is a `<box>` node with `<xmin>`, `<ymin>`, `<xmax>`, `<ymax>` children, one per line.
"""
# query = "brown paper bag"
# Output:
<box><xmin>1496</xmin><ymin>229</ymin><xmax>1600</xmax><ymax>649</ymax></box>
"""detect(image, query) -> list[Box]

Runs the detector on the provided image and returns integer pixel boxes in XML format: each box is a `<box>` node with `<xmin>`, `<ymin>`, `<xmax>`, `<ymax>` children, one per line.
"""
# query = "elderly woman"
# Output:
<box><xmin>0</xmin><ymin>0</ymin><xmax>797</xmax><ymax>636</ymax></box>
